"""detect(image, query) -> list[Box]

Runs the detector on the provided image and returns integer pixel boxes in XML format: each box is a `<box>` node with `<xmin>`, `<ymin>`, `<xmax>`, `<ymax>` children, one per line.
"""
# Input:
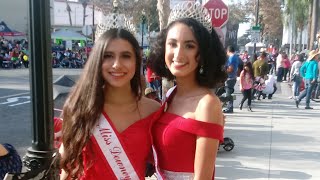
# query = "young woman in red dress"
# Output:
<box><xmin>149</xmin><ymin>2</ymin><xmax>227</xmax><ymax>179</ymax></box>
<box><xmin>59</xmin><ymin>15</ymin><xmax>161</xmax><ymax>179</ymax></box>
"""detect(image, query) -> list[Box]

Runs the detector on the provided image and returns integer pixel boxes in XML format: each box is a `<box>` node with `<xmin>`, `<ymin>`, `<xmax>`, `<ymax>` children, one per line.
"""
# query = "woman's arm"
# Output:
<box><xmin>59</xmin><ymin>144</ymin><xmax>68</xmax><ymax>180</ymax></box>
<box><xmin>239</xmin><ymin>71</ymin><xmax>245</xmax><ymax>91</ymax></box>
<box><xmin>193</xmin><ymin>95</ymin><xmax>224</xmax><ymax>180</ymax></box>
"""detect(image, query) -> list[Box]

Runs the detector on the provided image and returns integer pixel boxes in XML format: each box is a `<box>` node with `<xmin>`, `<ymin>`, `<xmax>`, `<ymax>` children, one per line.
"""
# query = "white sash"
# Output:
<box><xmin>152</xmin><ymin>87</ymin><xmax>177</xmax><ymax>180</ymax></box>
<box><xmin>93</xmin><ymin>114</ymin><xmax>139</xmax><ymax>180</ymax></box>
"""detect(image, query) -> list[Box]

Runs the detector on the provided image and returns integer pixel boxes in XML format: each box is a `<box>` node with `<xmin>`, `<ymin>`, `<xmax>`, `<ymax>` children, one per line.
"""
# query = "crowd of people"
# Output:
<box><xmin>230</xmin><ymin>46</ymin><xmax>319</xmax><ymax>112</ymax></box>
<box><xmin>0</xmin><ymin>37</ymin><xmax>29</xmax><ymax>69</ymax></box>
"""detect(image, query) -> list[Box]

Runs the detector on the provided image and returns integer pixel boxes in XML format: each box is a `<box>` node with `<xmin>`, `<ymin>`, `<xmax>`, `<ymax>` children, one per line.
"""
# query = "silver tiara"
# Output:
<box><xmin>168</xmin><ymin>1</ymin><xmax>212</xmax><ymax>32</ymax></box>
<box><xmin>95</xmin><ymin>13</ymin><xmax>136</xmax><ymax>41</ymax></box>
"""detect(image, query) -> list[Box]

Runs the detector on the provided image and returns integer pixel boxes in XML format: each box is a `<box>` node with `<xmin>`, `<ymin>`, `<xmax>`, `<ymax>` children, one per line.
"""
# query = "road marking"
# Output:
<box><xmin>54</xmin><ymin>108</ymin><xmax>63</xmax><ymax>112</ymax></box>
<box><xmin>0</xmin><ymin>92</ymin><xmax>29</xmax><ymax>99</ymax></box>
<box><xmin>0</xmin><ymin>96</ymin><xmax>31</xmax><ymax>107</ymax></box>
<box><xmin>9</xmin><ymin>101</ymin><xmax>31</xmax><ymax>106</ymax></box>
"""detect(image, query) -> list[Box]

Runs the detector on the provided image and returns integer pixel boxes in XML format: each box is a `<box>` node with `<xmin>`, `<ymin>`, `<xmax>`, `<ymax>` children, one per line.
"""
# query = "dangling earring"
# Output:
<box><xmin>165</xmin><ymin>64</ymin><xmax>168</xmax><ymax>69</ymax></box>
<box><xmin>199</xmin><ymin>65</ymin><xmax>204</xmax><ymax>74</ymax></box>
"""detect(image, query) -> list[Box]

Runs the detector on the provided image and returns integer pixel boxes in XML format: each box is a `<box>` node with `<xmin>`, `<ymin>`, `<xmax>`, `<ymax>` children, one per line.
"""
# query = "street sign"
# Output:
<box><xmin>82</xmin><ymin>25</ymin><xmax>92</xmax><ymax>36</ymax></box>
<box><xmin>250</xmin><ymin>26</ymin><xmax>260</xmax><ymax>43</ymax></box>
<box><xmin>252</xmin><ymin>26</ymin><xmax>260</xmax><ymax>31</ymax></box>
<box><xmin>204</xmin><ymin>0</ymin><xmax>229</xmax><ymax>28</ymax></box>
<box><xmin>251</xmin><ymin>32</ymin><xmax>260</xmax><ymax>43</ymax></box>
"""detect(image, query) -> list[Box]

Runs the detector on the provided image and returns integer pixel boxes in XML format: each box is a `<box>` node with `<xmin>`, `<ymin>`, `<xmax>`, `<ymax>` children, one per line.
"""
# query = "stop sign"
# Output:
<box><xmin>204</xmin><ymin>0</ymin><xmax>229</xmax><ymax>28</ymax></box>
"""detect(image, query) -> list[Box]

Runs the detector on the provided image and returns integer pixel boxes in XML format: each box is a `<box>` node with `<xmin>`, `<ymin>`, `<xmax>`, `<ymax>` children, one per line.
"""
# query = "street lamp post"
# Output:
<box><xmin>4</xmin><ymin>0</ymin><xmax>59</xmax><ymax>179</ymax></box>
<box><xmin>253</xmin><ymin>0</ymin><xmax>259</xmax><ymax>55</ymax></box>
<box><xmin>141</xmin><ymin>10</ymin><xmax>147</xmax><ymax>48</ymax></box>
<box><xmin>92</xmin><ymin>3</ymin><xmax>95</xmax><ymax>41</ymax></box>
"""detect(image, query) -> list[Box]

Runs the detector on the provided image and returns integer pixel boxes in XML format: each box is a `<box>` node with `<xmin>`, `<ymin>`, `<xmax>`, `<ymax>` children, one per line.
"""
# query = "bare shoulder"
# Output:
<box><xmin>195</xmin><ymin>93</ymin><xmax>223</xmax><ymax>125</ymax></box>
<box><xmin>139</xmin><ymin>97</ymin><xmax>161</xmax><ymax>115</ymax></box>
<box><xmin>0</xmin><ymin>144</ymin><xmax>8</xmax><ymax>156</ymax></box>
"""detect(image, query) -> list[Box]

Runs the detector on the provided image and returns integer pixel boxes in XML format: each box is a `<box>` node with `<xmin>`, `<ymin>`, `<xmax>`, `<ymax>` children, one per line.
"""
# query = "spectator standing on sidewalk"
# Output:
<box><xmin>223</xmin><ymin>45</ymin><xmax>239</xmax><ymax>113</ymax></box>
<box><xmin>252</xmin><ymin>51</ymin><xmax>269</xmax><ymax>100</ymax></box>
<box><xmin>282</xmin><ymin>53</ymin><xmax>291</xmax><ymax>82</ymax></box>
<box><xmin>289</xmin><ymin>54</ymin><xmax>304</xmax><ymax>99</ymax></box>
<box><xmin>276</xmin><ymin>52</ymin><xmax>285</xmax><ymax>82</ymax></box>
<box><xmin>239</xmin><ymin>62</ymin><xmax>254</xmax><ymax>111</ymax></box>
<box><xmin>295</xmin><ymin>50</ymin><xmax>319</xmax><ymax>109</ymax></box>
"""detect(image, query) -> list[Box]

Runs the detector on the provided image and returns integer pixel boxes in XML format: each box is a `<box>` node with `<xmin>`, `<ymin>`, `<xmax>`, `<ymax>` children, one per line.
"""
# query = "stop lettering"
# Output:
<box><xmin>208</xmin><ymin>8</ymin><xmax>228</xmax><ymax>20</ymax></box>
<box><xmin>204</xmin><ymin>0</ymin><xmax>229</xmax><ymax>28</ymax></box>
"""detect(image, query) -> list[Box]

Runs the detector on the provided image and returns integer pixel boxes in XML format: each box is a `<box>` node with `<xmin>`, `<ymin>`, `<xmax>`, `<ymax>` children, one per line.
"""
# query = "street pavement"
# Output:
<box><xmin>0</xmin><ymin>68</ymin><xmax>82</xmax><ymax>156</ymax></box>
<box><xmin>214</xmin><ymin>81</ymin><xmax>320</xmax><ymax>180</ymax></box>
<box><xmin>1</xmin><ymin>68</ymin><xmax>319</xmax><ymax>179</ymax></box>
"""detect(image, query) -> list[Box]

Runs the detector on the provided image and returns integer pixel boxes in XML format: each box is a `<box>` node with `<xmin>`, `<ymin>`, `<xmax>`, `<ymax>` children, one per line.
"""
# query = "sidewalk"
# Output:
<box><xmin>216</xmin><ymin>81</ymin><xmax>320</xmax><ymax>180</ymax></box>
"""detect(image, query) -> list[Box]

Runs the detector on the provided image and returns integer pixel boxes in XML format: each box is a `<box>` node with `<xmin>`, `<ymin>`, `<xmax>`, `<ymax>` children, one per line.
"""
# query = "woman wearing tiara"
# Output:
<box><xmin>149</xmin><ymin>2</ymin><xmax>226</xmax><ymax>179</ymax></box>
<box><xmin>59</xmin><ymin>14</ymin><xmax>161</xmax><ymax>179</ymax></box>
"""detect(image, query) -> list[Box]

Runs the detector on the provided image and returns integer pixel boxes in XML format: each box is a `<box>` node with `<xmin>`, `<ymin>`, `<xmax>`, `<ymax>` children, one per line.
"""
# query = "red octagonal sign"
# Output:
<box><xmin>204</xmin><ymin>0</ymin><xmax>229</xmax><ymax>28</ymax></box>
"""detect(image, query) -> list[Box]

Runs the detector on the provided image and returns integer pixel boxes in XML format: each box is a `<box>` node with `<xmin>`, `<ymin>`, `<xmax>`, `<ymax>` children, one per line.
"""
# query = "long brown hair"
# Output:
<box><xmin>60</xmin><ymin>28</ymin><xmax>142</xmax><ymax>177</ymax></box>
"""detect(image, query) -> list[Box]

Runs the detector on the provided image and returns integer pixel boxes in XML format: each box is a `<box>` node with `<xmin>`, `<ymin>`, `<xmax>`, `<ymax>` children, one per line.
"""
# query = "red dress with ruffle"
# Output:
<box><xmin>152</xmin><ymin>91</ymin><xmax>224</xmax><ymax>179</ymax></box>
<box><xmin>79</xmin><ymin>111</ymin><xmax>160</xmax><ymax>180</ymax></box>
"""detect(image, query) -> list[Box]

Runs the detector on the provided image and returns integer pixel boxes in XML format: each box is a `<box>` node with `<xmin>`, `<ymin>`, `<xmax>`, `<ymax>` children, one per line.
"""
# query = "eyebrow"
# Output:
<box><xmin>104</xmin><ymin>51</ymin><xmax>133</xmax><ymax>55</ymax></box>
<box><xmin>167</xmin><ymin>38</ymin><xmax>197</xmax><ymax>44</ymax></box>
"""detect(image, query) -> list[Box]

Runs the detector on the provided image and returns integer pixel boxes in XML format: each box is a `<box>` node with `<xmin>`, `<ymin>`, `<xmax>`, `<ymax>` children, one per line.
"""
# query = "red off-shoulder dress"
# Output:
<box><xmin>152</xmin><ymin>89</ymin><xmax>224</xmax><ymax>179</ymax></box>
<box><xmin>79</xmin><ymin>111</ymin><xmax>159</xmax><ymax>180</ymax></box>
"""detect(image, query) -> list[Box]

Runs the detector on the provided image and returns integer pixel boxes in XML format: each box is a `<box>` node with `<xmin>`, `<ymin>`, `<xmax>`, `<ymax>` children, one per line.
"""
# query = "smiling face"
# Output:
<box><xmin>165</xmin><ymin>22</ymin><xmax>199</xmax><ymax>78</ymax></box>
<box><xmin>102</xmin><ymin>38</ymin><xmax>136</xmax><ymax>88</ymax></box>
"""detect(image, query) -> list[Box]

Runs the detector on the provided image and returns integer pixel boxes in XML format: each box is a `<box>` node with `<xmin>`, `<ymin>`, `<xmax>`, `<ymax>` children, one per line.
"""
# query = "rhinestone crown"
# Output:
<box><xmin>168</xmin><ymin>1</ymin><xmax>212</xmax><ymax>32</ymax></box>
<box><xmin>95</xmin><ymin>13</ymin><xmax>136</xmax><ymax>41</ymax></box>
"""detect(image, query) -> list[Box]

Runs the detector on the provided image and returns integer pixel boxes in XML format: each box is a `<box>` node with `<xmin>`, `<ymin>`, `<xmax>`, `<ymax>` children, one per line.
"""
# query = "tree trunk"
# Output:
<box><xmin>66</xmin><ymin>1</ymin><xmax>72</xmax><ymax>26</ymax></box>
<box><xmin>309</xmin><ymin>0</ymin><xmax>319</xmax><ymax>50</ymax></box>
<box><xmin>299</xmin><ymin>30</ymin><xmax>303</xmax><ymax>51</ymax></box>
<box><xmin>157</xmin><ymin>0</ymin><xmax>170</xmax><ymax>30</ymax></box>
<box><xmin>311</xmin><ymin>0</ymin><xmax>319</xmax><ymax>48</ymax></box>
<box><xmin>307</xmin><ymin>1</ymin><xmax>313</xmax><ymax>49</ymax></box>
<box><xmin>83</xmin><ymin>5</ymin><xmax>87</xmax><ymax>26</ymax></box>
<box><xmin>157</xmin><ymin>0</ymin><xmax>172</xmax><ymax>99</ymax></box>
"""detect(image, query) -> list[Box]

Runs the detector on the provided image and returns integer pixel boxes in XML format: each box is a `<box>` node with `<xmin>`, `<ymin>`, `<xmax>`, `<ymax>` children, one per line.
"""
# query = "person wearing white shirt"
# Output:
<box><xmin>289</xmin><ymin>54</ymin><xmax>304</xmax><ymax>99</ymax></box>
<box><xmin>276</xmin><ymin>52</ymin><xmax>285</xmax><ymax>82</ymax></box>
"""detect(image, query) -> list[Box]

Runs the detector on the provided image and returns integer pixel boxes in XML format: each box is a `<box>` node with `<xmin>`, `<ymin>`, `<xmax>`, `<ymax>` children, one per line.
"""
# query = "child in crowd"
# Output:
<box><xmin>262</xmin><ymin>74</ymin><xmax>277</xmax><ymax>99</ymax></box>
<box><xmin>239</xmin><ymin>62</ymin><xmax>254</xmax><ymax>111</ymax></box>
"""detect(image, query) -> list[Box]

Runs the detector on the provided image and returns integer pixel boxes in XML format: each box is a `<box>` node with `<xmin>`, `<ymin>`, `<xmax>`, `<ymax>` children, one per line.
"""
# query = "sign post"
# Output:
<box><xmin>204</xmin><ymin>0</ymin><xmax>229</xmax><ymax>28</ymax></box>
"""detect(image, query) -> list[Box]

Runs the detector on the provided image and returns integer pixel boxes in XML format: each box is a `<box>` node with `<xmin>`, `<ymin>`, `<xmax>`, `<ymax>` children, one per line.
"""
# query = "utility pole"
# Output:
<box><xmin>92</xmin><ymin>3</ymin><xmax>95</xmax><ymax>42</ymax></box>
<box><xmin>253</xmin><ymin>0</ymin><xmax>260</xmax><ymax>55</ymax></box>
<box><xmin>289</xmin><ymin>0</ymin><xmax>295</xmax><ymax>58</ymax></box>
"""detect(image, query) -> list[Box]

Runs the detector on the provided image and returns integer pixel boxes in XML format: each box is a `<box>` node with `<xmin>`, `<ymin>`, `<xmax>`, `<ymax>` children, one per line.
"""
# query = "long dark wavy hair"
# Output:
<box><xmin>60</xmin><ymin>28</ymin><xmax>142</xmax><ymax>178</ymax></box>
<box><xmin>149</xmin><ymin>18</ymin><xmax>227</xmax><ymax>88</ymax></box>
<box><xmin>243</xmin><ymin>61</ymin><xmax>254</xmax><ymax>80</ymax></box>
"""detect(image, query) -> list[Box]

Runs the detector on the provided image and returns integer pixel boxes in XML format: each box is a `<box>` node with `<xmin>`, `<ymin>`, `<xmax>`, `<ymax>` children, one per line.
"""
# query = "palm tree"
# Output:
<box><xmin>79</xmin><ymin>0</ymin><xmax>89</xmax><ymax>26</ymax></box>
<box><xmin>286</xmin><ymin>0</ymin><xmax>309</xmax><ymax>51</ymax></box>
<box><xmin>309</xmin><ymin>0</ymin><xmax>319</xmax><ymax>49</ymax></box>
<box><xmin>157</xmin><ymin>0</ymin><xmax>170</xmax><ymax>30</ymax></box>
<box><xmin>65</xmin><ymin>0</ymin><xmax>72</xmax><ymax>26</ymax></box>
<box><xmin>295</xmin><ymin>0</ymin><xmax>309</xmax><ymax>51</ymax></box>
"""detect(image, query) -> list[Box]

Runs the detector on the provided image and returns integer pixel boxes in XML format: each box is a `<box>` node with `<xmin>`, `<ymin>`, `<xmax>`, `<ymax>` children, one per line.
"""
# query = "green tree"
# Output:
<box><xmin>243</xmin><ymin>0</ymin><xmax>283</xmax><ymax>46</ymax></box>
